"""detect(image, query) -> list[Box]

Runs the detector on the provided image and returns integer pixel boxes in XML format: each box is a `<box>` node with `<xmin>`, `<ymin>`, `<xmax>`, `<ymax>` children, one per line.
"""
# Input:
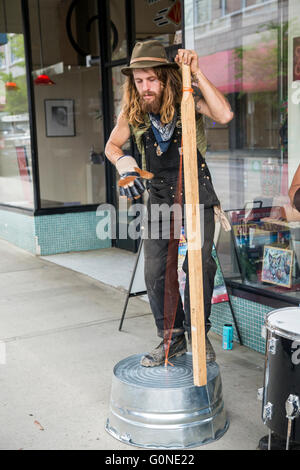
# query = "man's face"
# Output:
<box><xmin>132</xmin><ymin>68</ymin><xmax>163</xmax><ymax>114</ymax></box>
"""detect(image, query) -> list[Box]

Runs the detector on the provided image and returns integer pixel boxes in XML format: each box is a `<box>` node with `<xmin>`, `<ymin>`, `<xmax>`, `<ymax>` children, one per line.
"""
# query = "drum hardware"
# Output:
<box><xmin>268</xmin><ymin>429</ymin><xmax>272</xmax><ymax>450</ymax></box>
<box><xmin>258</xmin><ymin>431</ymin><xmax>300</xmax><ymax>451</ymax></box>
<box><xmin>263</xmin><ymin>402</ymin><xmax>273</xmax><ymax>425</ymax></box>
<box><xmin>285</xmin><ymin>394</ymin><xmax>300</xmax><ymax>450</ymax></box>
<box><xmin>267</xmin><ymin>337</ymin><xmax>278</xmax><ymax>355</ymax></box>
<box><xmin>263</xmin><ymin>402</ymin><xmax>274</xmax><ymax>451</ymax></box>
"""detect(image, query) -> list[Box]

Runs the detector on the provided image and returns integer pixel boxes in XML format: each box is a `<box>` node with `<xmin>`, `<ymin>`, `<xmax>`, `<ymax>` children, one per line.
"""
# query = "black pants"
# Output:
<box><xmin>144</xmin><ymin>207</ymin><xmax>217</xmax><ymax>339</ymax></box>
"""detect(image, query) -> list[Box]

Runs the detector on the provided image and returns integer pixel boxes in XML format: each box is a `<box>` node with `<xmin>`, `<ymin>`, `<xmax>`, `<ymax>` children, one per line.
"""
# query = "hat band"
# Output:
<box><xmin>130</xmin><ymin>57</ymin><xmax>168</xmax><ymax>64</ymax></box>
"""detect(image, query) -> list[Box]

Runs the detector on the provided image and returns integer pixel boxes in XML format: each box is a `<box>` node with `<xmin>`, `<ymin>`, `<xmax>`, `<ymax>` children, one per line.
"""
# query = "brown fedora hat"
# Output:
<box><xmin>121</xmin><ymin>40</ymin><xmax>179</xmax><ymax>75</ymax></box>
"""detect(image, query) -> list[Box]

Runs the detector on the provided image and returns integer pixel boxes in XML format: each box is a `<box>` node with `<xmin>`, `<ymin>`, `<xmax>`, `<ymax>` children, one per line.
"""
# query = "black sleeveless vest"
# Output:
<box><xmin>142</xmin><ymin>125</ymin><xmax>219</xmax><ymax>209</ymax></box>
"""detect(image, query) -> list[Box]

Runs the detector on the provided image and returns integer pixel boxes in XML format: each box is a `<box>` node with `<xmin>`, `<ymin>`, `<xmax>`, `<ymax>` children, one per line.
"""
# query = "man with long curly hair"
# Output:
<box><xmin>105</xmin><ymin>40</ymin><xmax>233</xmax><ymax>367</ymax></box>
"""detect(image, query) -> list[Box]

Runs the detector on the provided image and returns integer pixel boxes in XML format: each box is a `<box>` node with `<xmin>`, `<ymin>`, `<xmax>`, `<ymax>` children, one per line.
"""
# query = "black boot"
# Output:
<box><xmin>140</xmin><ymin>335</ymin><xmax>187</xmax><ymax>367</ymax></box>
<box><xmin>187</xmin><ymin>333</ymin><xmax>216</xmax><ymax>363</ymax></box>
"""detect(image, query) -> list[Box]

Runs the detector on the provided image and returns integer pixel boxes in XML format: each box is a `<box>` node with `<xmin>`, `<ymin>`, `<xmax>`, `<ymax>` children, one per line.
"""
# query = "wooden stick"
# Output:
<box><xmin>181</xmin><ymin>64</ymin><xmax>207</xmax><ymax>387</ymax></box>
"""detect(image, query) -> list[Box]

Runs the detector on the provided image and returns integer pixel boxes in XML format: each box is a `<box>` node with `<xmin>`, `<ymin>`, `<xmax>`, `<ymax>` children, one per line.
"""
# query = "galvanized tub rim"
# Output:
<box><xmin>105</xmin><ymin>417</ymin><xmax>230</xmax><ymax>449</ymax></box>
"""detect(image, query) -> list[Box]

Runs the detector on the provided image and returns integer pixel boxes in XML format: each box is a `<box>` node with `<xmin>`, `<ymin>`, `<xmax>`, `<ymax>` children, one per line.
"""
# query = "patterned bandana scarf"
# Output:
<box><xmin>149</xmin><ymin>111</ymin><xmax>177</xmax><ymax>142</ymax></box>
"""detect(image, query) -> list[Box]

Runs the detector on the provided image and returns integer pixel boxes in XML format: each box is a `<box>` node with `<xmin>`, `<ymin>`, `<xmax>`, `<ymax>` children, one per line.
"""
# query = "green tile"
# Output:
<box><xmin>211</xmin><ymin>296</ymin><xmax>272</xmax><ymax>354</ymax></box>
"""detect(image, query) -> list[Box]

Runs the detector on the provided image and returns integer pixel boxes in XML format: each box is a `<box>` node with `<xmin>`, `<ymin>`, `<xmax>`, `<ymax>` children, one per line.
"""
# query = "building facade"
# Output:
<box><xmin>0</xmin><ymin>0</ymin><xmax>299</xmax><ymax>352</ymax></box>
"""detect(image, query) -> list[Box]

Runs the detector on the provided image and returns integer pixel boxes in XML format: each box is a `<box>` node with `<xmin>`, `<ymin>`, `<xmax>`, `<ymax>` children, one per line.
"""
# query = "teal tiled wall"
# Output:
<box><xmin>211</xmin><ymin>297</ymin><xmax>273</xmax><ymax>354</ymax></box>
<box><xmin>0</xmin><ymin>210</ymin><xmax>36</xmax><ymax>253</ymax></box>
<box><xmin>0</xmin><ymin>209</ymin><xmax>111</xmax><ymax>255</ymax></box>
<box><xmin>35</xmin><ymin>212</ymin><xmax>111</xmax><ymax>255</ymax></box>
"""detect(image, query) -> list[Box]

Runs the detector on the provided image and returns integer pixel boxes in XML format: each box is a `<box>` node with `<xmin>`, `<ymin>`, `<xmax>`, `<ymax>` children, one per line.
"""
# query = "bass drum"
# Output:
<box><xmin>262</xmin><ymin>307</ymin><xmax>300</xmax><ymax>444</ymax></box>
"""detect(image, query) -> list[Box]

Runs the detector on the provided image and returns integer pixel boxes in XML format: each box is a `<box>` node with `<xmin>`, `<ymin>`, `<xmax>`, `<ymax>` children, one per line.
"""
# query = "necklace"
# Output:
<box><xmin>156</xmin><ymin>145</ymin><xmax>163</xmax><ymax>157</ymax></box>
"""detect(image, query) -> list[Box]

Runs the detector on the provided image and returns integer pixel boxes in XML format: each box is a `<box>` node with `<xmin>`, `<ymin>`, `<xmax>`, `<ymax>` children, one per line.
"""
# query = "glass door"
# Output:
<box><xmin>0</xmin><ymin>0</ymin><xmax>34</xmax><ymax>209</ymax></box>
<box><xmin>102</xmin><ymin>0</ymin><xmax>183</xmax><ymax>251</ymax></box>
<box><xmin>28</xmin><ymin>0</ymin><xmax>106</xmax><ymax>209</ymax></box>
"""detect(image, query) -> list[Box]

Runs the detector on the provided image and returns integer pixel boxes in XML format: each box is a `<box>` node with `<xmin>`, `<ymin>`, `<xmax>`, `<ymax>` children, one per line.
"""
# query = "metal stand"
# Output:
<box><xmin>268</xmin><ymin>429</ymin><xmax>272</xmax><ymax>450</ymax></box>
<box><xmin>118</xmin><ymin>238</ymin><xmax>146</xmax><ymax>331</ymax></box>
<box><xmin>258</xmin><ymin>394</ymin><xmax>300</xmax><ymax>450</ymax></box>
<box><xmin>285</xmin><ymin>394</ymin><xmax>300</xmax><ymax>450</ymax></box>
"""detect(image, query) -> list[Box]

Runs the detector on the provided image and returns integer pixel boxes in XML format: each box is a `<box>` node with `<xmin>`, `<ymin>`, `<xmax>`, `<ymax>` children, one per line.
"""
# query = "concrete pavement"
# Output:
<box><xmin>0</xmin><ymin>238</ymin><xmax>268</xmax><ymax>450</ymax></box>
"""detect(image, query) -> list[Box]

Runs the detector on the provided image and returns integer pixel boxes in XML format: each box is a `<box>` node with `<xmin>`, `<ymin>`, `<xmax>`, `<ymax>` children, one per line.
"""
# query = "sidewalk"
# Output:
<box><xmin>0</xmin><ymin>238</ymin><xmax>267</xmax><ymax>450</ymax></box>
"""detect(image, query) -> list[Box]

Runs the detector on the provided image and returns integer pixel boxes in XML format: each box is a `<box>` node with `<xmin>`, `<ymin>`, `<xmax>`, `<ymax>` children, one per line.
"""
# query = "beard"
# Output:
<box><xmin>139</xmin><ymin>92</ymin><xmax>162</xmax><ymax>115</ymax></box>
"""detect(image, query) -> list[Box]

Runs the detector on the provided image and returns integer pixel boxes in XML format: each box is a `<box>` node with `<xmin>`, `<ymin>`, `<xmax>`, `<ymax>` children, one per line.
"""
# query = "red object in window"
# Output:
<box><xmin>34</xmin><ymin>74</ymin><xmax>55</xmax><ymax>85</ymax></box>
<box><xmin>16</xmin><ymin>146</ymin><xmax>33</xmax><ymax>204</ymax></box>
<box><xmin>5</xmin><ymin>81</ymin><xmax>18</xmax><ymax>91</ymax></box>
<box><xmin>167</xmin><ymin>0</ymin><xmax>181</xmax><ymax>25</ymax></box>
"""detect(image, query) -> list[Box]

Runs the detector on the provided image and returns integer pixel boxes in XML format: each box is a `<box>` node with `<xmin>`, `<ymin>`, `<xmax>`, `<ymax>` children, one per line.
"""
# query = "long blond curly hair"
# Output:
<box><xmin>122</xmin><ymin>67</ymin><xmax>182</xmax><ymax>127</ymax></box>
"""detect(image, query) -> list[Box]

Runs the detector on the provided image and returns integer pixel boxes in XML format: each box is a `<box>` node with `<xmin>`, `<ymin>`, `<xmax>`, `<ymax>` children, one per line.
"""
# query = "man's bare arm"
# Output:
<box><xmin>175</xmin><ymin>49</ymin><xmax>234</xmax><ymax>125</ymax></box>
<box><xmin>192</xmin><ymin>71</ymin><xmax>234</xmax><ymax>124</ymax></box>
<box><xmin>105</xmin><ymin>112</ymin><xmax>131</xmax><ymax>166</ymax></box>
<box><xmin>105</xmin><ymin>112</ymin><xmax>150</xmax><ymax>200</ymax></box>
<box><xmin>288</xmin><ymin>164</ymin><xmax>300</xmax><ymax>206</ymax></box>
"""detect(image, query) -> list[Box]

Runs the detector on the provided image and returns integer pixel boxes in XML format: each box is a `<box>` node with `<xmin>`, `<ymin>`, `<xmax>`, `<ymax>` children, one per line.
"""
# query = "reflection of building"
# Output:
<box><xmin>0</xmin><ymin>0</ymin><xmax>299</xmax><ymax>353</ymax></box>
<box><xmin>185</xmin><ymin>0</ymin><xmax>300</xmax><ymax>352</ymax></box>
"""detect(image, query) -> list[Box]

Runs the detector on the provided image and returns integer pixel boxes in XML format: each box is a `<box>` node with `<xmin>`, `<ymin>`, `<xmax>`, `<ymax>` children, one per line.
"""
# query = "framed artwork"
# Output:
<box><xmin>44</xmin><ymin>99</ymin><xmax>75</xmax><ymax>137</ymax></box>
<box><xmin>262</xmin><ymin>245</ymin><xmax>294</xmax><ymax>288</ymax></box>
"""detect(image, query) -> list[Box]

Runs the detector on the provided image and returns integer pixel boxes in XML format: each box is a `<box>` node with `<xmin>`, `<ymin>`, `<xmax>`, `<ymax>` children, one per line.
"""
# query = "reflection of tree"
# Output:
<box><xmin>9</xmin><ymin>34</ymin><xmax>25</xmax><ymax>68</ymax></box>
<box><xmin>0</xmin><ymin>34</ymin><xmax>27</xmax><ymax>115</ymax></box>
<box><xmin>0</xmin><ymin>73</ymin><xmax>28</xmax><ymax>115</ymax></box>
<box><xmin>233</xmin><ymin>20</ymin><xmax>289</xmax><ymax>107</ymax></box>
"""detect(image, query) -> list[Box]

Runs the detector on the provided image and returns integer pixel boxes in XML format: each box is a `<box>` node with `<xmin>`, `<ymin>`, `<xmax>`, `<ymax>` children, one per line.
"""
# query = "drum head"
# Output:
<box><xmin>266</xmin><ymin>307</ymin><xmax>300</xmax><ymax>341</ymax></box>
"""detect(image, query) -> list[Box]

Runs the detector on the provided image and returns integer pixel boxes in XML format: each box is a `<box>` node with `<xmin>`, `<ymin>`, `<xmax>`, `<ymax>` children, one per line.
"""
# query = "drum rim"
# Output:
<box><xmin>265</xmin><ymin>307</ymin><xmax>300</xmax><ymax>341</ymax></box>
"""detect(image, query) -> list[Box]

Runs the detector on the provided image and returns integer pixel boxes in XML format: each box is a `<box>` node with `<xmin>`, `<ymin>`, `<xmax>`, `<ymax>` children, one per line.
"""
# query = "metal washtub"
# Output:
<box><xmin>105</xmin><ymin>353</ymin><xmax>229</xmax><ymax>449</ymax></box>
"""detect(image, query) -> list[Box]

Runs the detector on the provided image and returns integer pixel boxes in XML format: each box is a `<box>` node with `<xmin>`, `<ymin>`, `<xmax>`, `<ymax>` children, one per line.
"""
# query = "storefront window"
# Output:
<box><xmin>28</xmin><ymin>0</ymin><xmax>106</xmax><ymax>208</ymax></box>
<box><xmin>0</xmin><ymin>0</ymin><xmax>34</xmax><ymax>209</ymax></box>
<box><xmin>185</xmin><ymin>0</ymin><xmax>300</xmax><ymax>303</ymax></box>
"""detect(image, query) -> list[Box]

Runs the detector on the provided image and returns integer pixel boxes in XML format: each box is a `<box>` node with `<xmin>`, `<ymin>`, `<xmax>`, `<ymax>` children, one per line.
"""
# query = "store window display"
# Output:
<box><xmin>184</xmin><ymin>0</ymin><xmax>300</xmax><ymax>303</ymax></box>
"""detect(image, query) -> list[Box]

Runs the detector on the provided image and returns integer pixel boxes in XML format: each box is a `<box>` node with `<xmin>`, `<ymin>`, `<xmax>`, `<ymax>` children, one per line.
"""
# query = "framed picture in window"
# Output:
<box><xmin>44</xmin><ymin>99</ymin><xmax>75</xmax><ymax>137</ymax></box>
<box><xmin>262</xmin><ymin>245</ymin><xmax>294</xmax><ymax>288</ymax></box>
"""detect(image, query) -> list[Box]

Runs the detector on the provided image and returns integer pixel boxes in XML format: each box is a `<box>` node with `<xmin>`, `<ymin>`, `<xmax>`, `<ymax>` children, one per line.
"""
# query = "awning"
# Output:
<box><xmin>199</xmin><ymin>42</ymin><xmax>278</xmax><ymax>94</ymax></box>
